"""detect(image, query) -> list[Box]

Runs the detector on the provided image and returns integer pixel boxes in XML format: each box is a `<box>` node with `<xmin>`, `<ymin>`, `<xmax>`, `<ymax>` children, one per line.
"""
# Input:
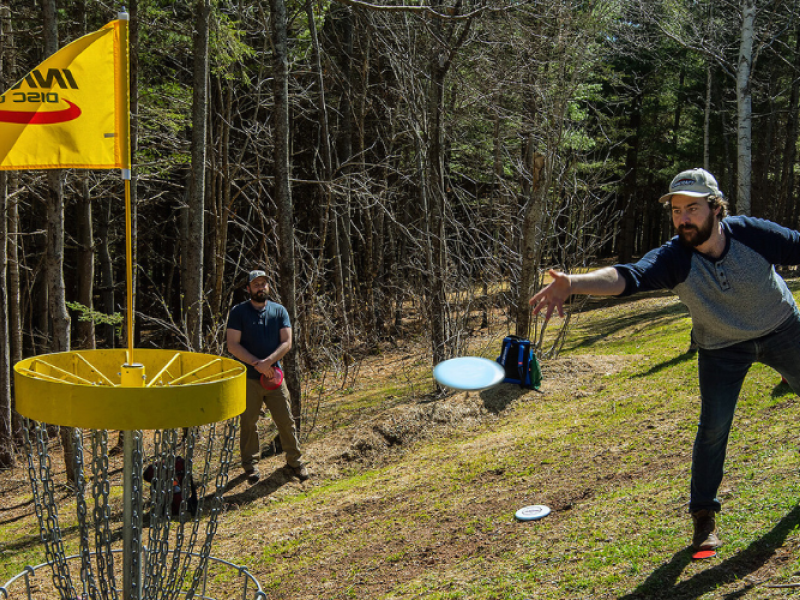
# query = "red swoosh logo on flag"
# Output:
<box><xmin>0</xmin><ymin>100</ymin><xmax>82</xmax><ymax>124</ymax></box>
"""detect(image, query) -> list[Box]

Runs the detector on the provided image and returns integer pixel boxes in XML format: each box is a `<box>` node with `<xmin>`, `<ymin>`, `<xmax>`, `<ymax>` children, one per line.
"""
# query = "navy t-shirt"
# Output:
<box><xmin>227</xmin><ymin>300</ymin><xmax>291</xmax><ymax>379</ymax></box>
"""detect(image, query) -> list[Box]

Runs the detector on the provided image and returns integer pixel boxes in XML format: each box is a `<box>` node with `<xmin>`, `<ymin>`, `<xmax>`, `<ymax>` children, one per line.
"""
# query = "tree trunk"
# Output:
<box><xmin>778</xmin><ymin>24</ymin><xmax>800</xmax><ymax>226</ymax></box>
<box><xmin>426</xmin><ymin>19</ymin><xmax>448</xmax><ymax>366</ymax></box>
<box><xmin>335</xmin><ymin>6</ymin><xmax>355</xmax><ymax>332</ymax></box>
<box><xmin>75</xmin><ymin>175</ymin><xmax>95</xmax><ymax>349</ymax></box>
<box><xmin>704</xmin><ymin>63</ymin><xmax>712</xmax><ymax>170</ymax></box>
<box><xmin>42</xmin><ymin>0</ymin><xmax>70</xmax><ymax>353</ymax></box>
<box><xmin>305</xmin><ymin>0</ymin><xmax>338</xmax><ymax>339</ymax></box>
<box><xmin>354</xmin><ymin>17</ymin><xmax>378</xmax><ymax>337</ymax></box>
<box><xmin>0</xmin><ymin>171</ymin><xmax>12</xmax><ymax>468</ymax></box>
<box><xmin>483</xmin><ymin>102</ymin><xmax>504</xmax><ymax>329</ymax></box>
<box><xmin>211</xmin><ymin>79</ymin><xmax>233</xmax><ymax>320</ymax></box>
<box><xmin>424</xmin><ymin>6</ymin><xmax>472</xmax><ymax>362</ymax></box>
<box><xmin>7</xmin><ymin>172</ymin><xmax>21</xmax><ymax>444</ymax></box>
<box><xmin>516</xmin><ymin>135</ymin><xmax>545</xmax><ymax>339</ymax></box>
<box><xmin>618</xmin><ymin>92</ymin><xmax>642</xmax><ymax>264</ymax></box>
<box><xmin>736</xmin><ymin>0</ymin><xmax>755</xmax><ymax>216</ymax></box>
<box><xmin>185</xmin><ymin>0</ymin><xmax>210</xmax><ymax>350</ymax></box>
<box><xmin>42</xmin><ymin>0</ymin><xmax>74</xmax><ymax>483</ymax></box>
<box><xmin>270</xmin><ymin>0</ymin><xmax>302</xmax><ymax>426</ymax></box>
<box><xmin>46</xmin><ymin>169</ymin><xmax>74</xmax><ymax>482</ymax></box>
<box><xmin>0</xmin><ymin>2</ymin><xmax>14</xmax><ymax>466</ymax></box>
<box><xmin>671</xmin><ymin>66</ymin><xmax>685</xmax><ymax>152</ymax></box>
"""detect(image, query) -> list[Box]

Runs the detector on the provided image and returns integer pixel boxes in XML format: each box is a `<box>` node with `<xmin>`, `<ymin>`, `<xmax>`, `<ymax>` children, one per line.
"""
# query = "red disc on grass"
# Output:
<box><xmin>692</xmin><ymin>550</ymin><xmax>717</xmax><ymax>560</ymax></box>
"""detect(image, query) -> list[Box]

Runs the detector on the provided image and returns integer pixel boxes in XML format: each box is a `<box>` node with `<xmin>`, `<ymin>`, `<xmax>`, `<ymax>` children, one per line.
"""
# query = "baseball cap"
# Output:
<box><xmin>248</xmin><ymin>269</ymin><xmax>267</xmax><ymax>283</ymax></box>
<box><xmin>659</xmin><ymin>168</ymin><xmax>723</xmax><ymax>203</ymax></box>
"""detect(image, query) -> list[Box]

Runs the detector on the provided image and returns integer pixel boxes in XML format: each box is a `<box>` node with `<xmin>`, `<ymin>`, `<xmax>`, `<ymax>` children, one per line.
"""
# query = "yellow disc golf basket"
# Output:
<box><xmin>0</xmin><ymin>12</ymin><xmax>268</xmax><ymax>599</ymax></box>
<box><xmin>1</xmin><ymin>349</ymin><xmax>270</xmax><ymax>600</ymax></box>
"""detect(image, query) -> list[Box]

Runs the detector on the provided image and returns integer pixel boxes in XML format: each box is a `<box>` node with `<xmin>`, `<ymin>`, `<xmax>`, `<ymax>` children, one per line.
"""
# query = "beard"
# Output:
<box><xmin>249</xmin><ymin>289</ymin><xmax>268</xmax><ymax>302</ymax></box>
<box><xmin>677</xmin><ymin>211</ymin><xmax>715</xmax><ymax>248</ymax></box>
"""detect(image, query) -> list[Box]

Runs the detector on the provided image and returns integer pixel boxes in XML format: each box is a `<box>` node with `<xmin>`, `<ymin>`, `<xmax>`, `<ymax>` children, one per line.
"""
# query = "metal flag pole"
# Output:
<box><xmin>117</xmin><ymin>11</ymin><xmax>144</xmax><ymax>600</ymax></box>
<box><xmin>119</xmin><ymin>8</ymin><xmax>135</xmax><ymax>366</ymax></box>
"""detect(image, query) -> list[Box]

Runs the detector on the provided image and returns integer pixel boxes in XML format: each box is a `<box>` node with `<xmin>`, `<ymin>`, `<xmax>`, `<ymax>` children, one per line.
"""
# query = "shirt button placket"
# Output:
<box><xmin>716</xmin><ymin>264</ymin><xmax>729</xmax><ymax>290</ymax></box>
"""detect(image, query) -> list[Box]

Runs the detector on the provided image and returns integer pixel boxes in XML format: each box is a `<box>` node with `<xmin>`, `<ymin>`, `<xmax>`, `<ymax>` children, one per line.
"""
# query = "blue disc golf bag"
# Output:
<box><xmin>496</xmin><ymin>336</ymin><xmax>542</xmax><ymax>390</ymax></box>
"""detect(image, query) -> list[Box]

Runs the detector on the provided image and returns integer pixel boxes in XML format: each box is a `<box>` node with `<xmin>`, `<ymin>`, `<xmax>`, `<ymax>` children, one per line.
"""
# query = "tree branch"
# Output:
<box><xmin>329</xmin><ymin>0</ymin><xmax>500</xmax><ymax>20</ymax></box>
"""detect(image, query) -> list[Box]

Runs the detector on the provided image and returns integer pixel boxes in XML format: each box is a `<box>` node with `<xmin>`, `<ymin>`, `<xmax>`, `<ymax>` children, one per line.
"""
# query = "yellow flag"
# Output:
<box><xmin>0</xmin><ymin>18</ymin><xmax>130</xmax><ymax>171</ymax></box>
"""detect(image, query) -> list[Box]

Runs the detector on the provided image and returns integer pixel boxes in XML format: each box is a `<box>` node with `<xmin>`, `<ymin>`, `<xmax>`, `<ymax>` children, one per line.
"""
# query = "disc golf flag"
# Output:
<box><xmin>0</xmin><ymin>18</ymin><xmax>130</xmax><ymax>171</ymax></box>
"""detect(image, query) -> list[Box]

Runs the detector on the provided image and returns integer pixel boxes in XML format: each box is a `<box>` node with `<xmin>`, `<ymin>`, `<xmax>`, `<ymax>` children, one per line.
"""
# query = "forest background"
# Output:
<box><xmin>0</xmin><ymin>0</ymin><xmax>799</xmax><ymax>468</ymax></box>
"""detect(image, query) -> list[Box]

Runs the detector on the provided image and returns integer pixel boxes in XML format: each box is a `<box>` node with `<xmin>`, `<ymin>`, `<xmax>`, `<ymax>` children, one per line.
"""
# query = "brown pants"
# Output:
<box><xmin>240</xmin><ymin>378</ymin><xmax>303</xmax><ymax>469</ymax></box>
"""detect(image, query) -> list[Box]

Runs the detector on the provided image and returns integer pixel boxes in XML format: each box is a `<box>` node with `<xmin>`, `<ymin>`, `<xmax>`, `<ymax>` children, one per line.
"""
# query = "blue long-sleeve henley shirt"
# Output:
<box><xmin>614</xmin><ymin>216</ymin><xmax>800</xmax><ymax>350</ymax></box>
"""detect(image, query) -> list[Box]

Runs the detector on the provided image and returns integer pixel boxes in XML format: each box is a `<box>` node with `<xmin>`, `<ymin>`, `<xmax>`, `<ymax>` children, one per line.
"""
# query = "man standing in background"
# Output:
<box><xmin>226</xmin><ymin>269</ymin><xmax>309</xmax><ymax>483</ymax></box>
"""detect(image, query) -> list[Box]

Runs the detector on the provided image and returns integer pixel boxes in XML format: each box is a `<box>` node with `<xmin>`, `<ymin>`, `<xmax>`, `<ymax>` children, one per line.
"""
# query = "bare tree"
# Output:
<box><xmin>185</xmin><ymin>0</ymin><xmax>211</xmax><ymax>350</ymax></box>
<box><xmin>270</xmin><ymin>0</ymin><xmax>302</xmax><ymax>423</ymax></box>
<box><xmin>735</xmin><ymin>0</ymin><xmax>757</xmax><ymax>215</ymax></box>
<box><xmin>0</xmin><ymin>170</ymin><xmax>10</xmax><ymax>468</ymax></box>
<box><xmin>0</xmin><ymin>2</ymin><xmax>14</xmax><ymax>467</ymax></box>
<box><xmin>42</xmin><ymin>0</ymin><xmax>74</xmax><ymax>482</ymax></box>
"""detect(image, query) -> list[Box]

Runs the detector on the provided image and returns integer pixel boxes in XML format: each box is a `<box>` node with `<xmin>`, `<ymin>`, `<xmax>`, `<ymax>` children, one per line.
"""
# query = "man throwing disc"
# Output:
<box><xmin>226</xmin><ymin>269</ymin><xmax>309</xmax><ymax>483</ymax></box>
<box><xmin>530</xmin><ymin>168</ymin><xmax>800</xmax><ymax>552</ymax></box>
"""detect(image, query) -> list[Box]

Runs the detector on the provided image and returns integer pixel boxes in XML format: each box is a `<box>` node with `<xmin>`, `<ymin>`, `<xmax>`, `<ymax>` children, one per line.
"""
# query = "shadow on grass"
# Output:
<box><xmin>618</xmin><ymin>505</ymin><xmax>800</xmax><ymax>600</ymax></box>
<box><xmin>576</xmin><ymin>289</ymin><xmax>675</xmax><ymax>313</ymax></box>
<box><xmin>0</xmin><ymin>498</ymin><xmax>35</xmax><ymax>527</ymax></box>
<box><xmin>0</xmin><ymin>509</ymin><xmax>126</xmax><ymax>555</ymax></box>
<box><xmin>569</xmin><ymin>302</ymin><xmax>689</xmax><ymax>352</ymax></box>
<box><xmin>770</xmin><ymin>380</ymin><xmax>794</xmax><ymax>399</ymax></box>
<box><xmin>222</xmin><ymin>466</ymin><xmax>293</xmax><ymax>508</ymax></box>
<box><xmin>479</xmin><ymin>385</ymin><xmax>531</xmax><ymax>414</ymax></box>
<box><xmin>632</xmin><ymin>350</ymin><xmax>697</xmax><ymax>379</ymax></box>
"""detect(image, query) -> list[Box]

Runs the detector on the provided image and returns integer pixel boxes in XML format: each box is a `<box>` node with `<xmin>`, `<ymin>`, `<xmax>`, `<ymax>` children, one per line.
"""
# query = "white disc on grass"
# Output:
<box><xmin>515</xmin><ymin>504</ymin><xmax>551</xmax><ymax>521</ymax></box>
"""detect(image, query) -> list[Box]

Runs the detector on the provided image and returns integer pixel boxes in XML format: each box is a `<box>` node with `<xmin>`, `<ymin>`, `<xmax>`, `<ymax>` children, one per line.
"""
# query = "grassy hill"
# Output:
<box><xmin>2</xmin><ymin>285</ymin><xmax>799</xmax><ymax>599</ymax></box>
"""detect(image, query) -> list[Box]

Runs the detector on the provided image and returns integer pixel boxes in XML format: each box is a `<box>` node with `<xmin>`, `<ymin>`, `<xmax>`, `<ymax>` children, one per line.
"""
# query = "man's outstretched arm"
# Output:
<box><xmin>529</xmin><ymin>267</ymin><xmax>626</xmax><ymax>321</ymax></box>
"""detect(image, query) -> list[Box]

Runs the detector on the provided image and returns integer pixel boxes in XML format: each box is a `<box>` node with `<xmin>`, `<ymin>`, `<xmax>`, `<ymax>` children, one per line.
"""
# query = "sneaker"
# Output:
<box><xmin>244</xmin><ymin>466</ymin><xmax>261</xmax><ymax>483</ymax></box>
<box><xmin>290</xmin><ymin>463</ymin><xmax>310</xmax><ymax>481</ymax></box>
<box><xmin>692</xmin><ymin>509</ymin><xmax>722</xmax><ymax>550</ymax></box>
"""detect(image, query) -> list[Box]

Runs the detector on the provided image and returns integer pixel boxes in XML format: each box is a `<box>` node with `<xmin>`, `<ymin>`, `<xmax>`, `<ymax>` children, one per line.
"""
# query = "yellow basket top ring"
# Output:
<box><xmin>14</xmin><ymin>349</ymin><xmax>246</xmax><ymax>430</ymax></box>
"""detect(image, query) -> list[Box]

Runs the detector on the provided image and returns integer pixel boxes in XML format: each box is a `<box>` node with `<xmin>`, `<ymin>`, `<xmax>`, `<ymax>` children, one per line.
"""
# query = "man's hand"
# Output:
<box><xmin>529</xmin><ymin>269</ymin><xmax>572</xmax><ymax>321</ymax></box>
<box><xmin>253</xmin><ymin>359</ymin><xmax>275</xmax><ymax>379</ymax></box>
<box><xmin>529</xmin><ymin>266</ymin><xmax>625</xmax><ymax>320</ymax></box>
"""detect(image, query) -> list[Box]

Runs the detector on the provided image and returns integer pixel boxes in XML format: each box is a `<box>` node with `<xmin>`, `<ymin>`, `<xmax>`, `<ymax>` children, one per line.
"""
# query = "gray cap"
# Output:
<box><xmin>659</xmin><ymin>168</ymin><xmax>723</xmax><ymax>203</ymax></box>
<box><xmin>247</xmin><ymin>269</ymin><xmax>267</xmax><ymax>283</ymax></box>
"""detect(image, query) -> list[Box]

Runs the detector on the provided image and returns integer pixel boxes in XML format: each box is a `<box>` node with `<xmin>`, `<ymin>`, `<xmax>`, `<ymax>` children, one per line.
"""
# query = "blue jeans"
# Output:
<box><xmin>691</xmin><ymin>312</ymin><xmax>800</xmax><ymax>512</ymax></box>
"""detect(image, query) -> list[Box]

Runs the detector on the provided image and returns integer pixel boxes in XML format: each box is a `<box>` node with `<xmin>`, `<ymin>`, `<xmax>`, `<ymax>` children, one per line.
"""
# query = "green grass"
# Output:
<box><xmin>3</xmin><ymin>284</ymin><xmax>800</xmax><ymax>598</ymax></box>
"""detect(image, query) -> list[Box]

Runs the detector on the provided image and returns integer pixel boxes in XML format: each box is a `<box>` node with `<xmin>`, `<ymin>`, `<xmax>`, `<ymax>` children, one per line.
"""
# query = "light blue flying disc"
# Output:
<box><xmin>515</xmin><ymin>505</ymin><xmax>551</xmax><ymax>522</ymax></box>
<box><xmin>432</xmin><ymin>357</ymin><xmax>505</xmax><ymax>391</ymax></box>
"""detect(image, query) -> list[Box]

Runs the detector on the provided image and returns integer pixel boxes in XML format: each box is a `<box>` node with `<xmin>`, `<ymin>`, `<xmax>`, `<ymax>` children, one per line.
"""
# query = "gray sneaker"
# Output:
<box><xmin>290</xmin><ymin>463</ymin><xmax>310</xmax><ymax>481</ymax></box>
<box><xmin>244</xmin><ymin>466</ymin><xmax>260</xmax><ymax>484</ymax></box>
<box><xmin>692</xmin><ymin>509</ymin><xmax>722</xmax><ymax>550</ymax></box>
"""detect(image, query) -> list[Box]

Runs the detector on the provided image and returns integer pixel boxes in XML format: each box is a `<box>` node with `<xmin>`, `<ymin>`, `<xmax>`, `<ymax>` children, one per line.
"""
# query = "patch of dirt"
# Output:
<box><xmin>329</xmin><ymin>394</ymin><xmax>485</xmax><ymax>464</ymax></box>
